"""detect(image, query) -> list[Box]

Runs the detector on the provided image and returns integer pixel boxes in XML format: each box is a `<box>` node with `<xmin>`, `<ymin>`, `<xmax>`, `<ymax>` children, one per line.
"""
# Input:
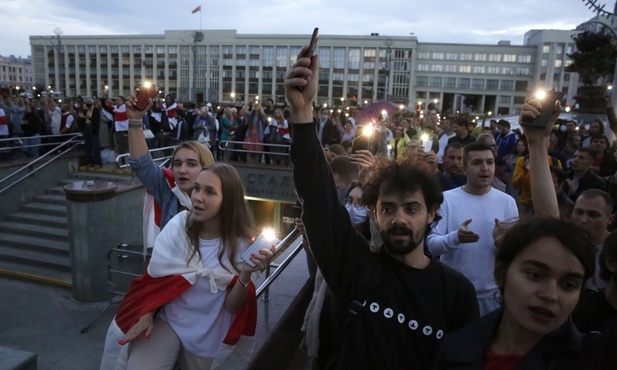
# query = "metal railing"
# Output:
<box><xmin>0</xmin><ymin>133</ymin><xmax>84</xmax><ymax>195</ymax></box>
<box><xmin>114</xmin><ymin>145</ymin><xmax>178</xmax><ymax>169</ymax></box>
<box><xmin>80</xmin><ymin>227</ymin><xmax>304</xmax><ymax>333</ymax></box>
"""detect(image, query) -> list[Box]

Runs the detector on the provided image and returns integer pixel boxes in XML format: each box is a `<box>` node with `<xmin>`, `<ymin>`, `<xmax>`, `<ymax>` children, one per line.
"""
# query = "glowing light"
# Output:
<box><xmin>255</xmin><ymin>95</ymin><xmax>260</xmax><ymax>101</ymax></box>
<box><xmin>262</xmin><ymin>228</ymin><xmax>276</xmax><ymax>241</ymax></box>
<box><xmin>337</xmin><ymin>109</ymin><xmax>341</xmax><ymax>113</ymax></box>
<box><xmin>488</xmin><ymin>111</ymin><xmax>492</xmax><ymax>116</ymax></box>
<box><xmin>267</xmin><ymin>117</ymin><xmax>272</xmax><ymax>122</ymax></box>
<box><xmin>323</xmin><ymin>103</ymin><xmax>328</xmax><ymax>108</ymax></box>
<box><xmin>341</xmin><ymin>97</ymin><xmax>345</xmax><ymax>102</ymax></box>
<box><xmin>420</xmin><ymin>133</ymin><xmax>429</xmax><ymax>142</ymax></box>
<box><xmin>534</xmin><ymin>90</ymin><xmax>547</xmax><ymax>100</ymax></box>
<box><xmin>399</xmin><ymin>104</ymin><xmax>405</xmax><ymax>110</ymax></box>
<box><xmin>565</xmin><ymin>106</ymin><xmax>571</xmax><ymax>113</ymax></box>
<box><xmin>345</xmin><ymin>113</ymin><xmax>349</xmax><ymax>117</ymax></box>
<box><xmin>364</xmin><ymin>123</ymin><xmax>375</xmax><ymax>137</ymax></box>
<box><xmin>230</xmin><ymin>92</ymin><xmax>235</xmax><ymax>99</ymax></box>
<box><xmin>433</xmin><ymin>99</ymin><xmax>438</xmax><ymax>104</ymax></box>
<box><xmin>143</xmin><ymin>81</ymin><xmax>152</xmax><ymax>88</ymax></box>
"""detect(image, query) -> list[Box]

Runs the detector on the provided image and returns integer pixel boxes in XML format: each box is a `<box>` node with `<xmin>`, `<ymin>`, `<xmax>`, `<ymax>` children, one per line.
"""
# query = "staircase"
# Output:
<box><xmin>0</xmin><ymin>166</ymin><xmax>134</xmax><ymax>288</ymax></box>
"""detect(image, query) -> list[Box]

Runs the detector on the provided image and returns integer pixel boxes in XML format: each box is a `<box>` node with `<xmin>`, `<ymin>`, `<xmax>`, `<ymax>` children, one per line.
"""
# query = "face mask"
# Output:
<box><xmin>345</xmin><ymin>204</ymin><xmax>368</xmax><ymax>226</ymax></box>
<box><xmin>74</xmin><ymin>103</ymin><xmax>80</xmax><ymax>109</ymax></box>
<box><xmin>560</xmin><ymin>125</ymin><xmax>567</xmax><ymax>132</ymax></box>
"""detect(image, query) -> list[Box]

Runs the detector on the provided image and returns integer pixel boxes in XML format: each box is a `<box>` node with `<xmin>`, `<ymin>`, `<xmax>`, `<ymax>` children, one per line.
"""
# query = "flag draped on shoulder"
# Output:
<box><xmin>191</xmin><ymin>5</ymin><xmax>201</xmax><ymax>13</ymax></box>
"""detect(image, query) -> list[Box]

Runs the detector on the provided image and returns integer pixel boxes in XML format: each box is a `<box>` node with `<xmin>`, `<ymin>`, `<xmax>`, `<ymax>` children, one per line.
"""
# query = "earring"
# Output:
<box><xmin>493</xmin><ymin>289</ymin><xmax>504</xmax><ymax>304</ymax></box>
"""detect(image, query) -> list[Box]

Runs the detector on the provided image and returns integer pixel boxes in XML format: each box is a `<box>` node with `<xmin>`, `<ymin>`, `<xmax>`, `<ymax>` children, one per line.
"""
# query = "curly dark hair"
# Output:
<box><xmin>361</xmin><ymin>154</ymin><xmax>443</xmax><ymax>231</ymax></box>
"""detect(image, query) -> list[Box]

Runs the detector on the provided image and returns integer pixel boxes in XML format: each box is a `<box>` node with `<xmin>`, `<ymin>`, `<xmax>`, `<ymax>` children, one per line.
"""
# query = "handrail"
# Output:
<box><xmin>256</xmin><ymin>227</ymin><xmax>303</xmax><ymax>298</ymax></box>
<box><xmin>218</xmin><ymin>139</ymin><xmax>291</xmax><ymax>157</ymax></box>
<box><xmin>0</xmin><ymin>133</ymin><xmax>84</xmax><ymax>195</ymax></box>
<box><xmin>114</xmin><ymin>145</ymin><xmax>178</xmax><ymax>169</ymax></box>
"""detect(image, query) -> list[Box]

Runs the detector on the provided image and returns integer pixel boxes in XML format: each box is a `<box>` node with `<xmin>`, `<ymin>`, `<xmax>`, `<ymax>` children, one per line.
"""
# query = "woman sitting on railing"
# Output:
<box><xmin>101</xmin><ymin>163</ymin><xmax>274</xmax><ymax>370</ymax></box>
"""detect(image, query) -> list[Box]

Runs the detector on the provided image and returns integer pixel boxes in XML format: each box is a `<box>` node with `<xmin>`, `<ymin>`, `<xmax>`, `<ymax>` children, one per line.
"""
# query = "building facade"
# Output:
<box><xmin>0</xmin><ymin>55</ymin><xmax>34</xmax><ymax>95</ymax></box>
<box><xmin>29</xmin><ymin>28</ymin><xmax>582</xmax><ymax>116</ymax></box>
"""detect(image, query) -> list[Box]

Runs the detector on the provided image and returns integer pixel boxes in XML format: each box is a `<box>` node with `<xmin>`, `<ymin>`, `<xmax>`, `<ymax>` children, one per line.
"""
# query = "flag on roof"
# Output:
<box><xmin>191</xmin><ymin>5</ymin><xmax>201</xmax><ymax>13</ymax></box>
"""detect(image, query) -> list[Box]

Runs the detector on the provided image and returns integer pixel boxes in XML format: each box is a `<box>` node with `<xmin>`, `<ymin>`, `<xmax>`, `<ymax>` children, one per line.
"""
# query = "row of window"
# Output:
<box><xmin>416</xmin><ymin>64</ymin><xmax>532</xmax><ymax>76</ymax></box>
<box><xmin>416</xmin><ymin>76</ymin><xmax>528</xmax><ymax>91</ymax></box>
<box><xmin>417</xmin><ymin>52</ymin><xmax>532</xmax><ymax>63</ymax></box>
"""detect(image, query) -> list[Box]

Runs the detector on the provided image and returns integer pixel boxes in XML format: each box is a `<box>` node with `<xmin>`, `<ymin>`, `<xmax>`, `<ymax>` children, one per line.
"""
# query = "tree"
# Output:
<box><xmin>566</xmin><ymin>31</ymin><xmax>617</xmax><ymax>86</ymax></box>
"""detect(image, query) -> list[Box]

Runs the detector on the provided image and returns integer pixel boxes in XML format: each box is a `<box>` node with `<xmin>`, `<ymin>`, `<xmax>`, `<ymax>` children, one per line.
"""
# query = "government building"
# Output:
<box><xmin>27</xmin><ymin>26</ymin><xmax>591</xmax><ymax>116</ymax></box>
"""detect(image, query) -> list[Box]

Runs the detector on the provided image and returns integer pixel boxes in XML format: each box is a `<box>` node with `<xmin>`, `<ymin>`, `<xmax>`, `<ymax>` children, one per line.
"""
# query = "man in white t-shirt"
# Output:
<box><xmin>427</xmin><ymin>142</ymin><xmax>518</xmax><ymax>316</ymax></box>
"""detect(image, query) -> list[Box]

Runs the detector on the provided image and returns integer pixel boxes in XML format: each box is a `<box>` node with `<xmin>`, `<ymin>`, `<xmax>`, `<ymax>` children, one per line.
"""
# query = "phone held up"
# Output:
<box><xmin>520</xmin><ymin>90</ymin><xmax>565</xmax><ymax>128</ymax></box>
<box><xmin>351</xmin><ymin>124</ymin><xmax>377</xmax><ymax>155</ymax></box>
<box><xmin>134</xmin><ymin>84</ymin><xmax>159</xmax><ymax>111</ymax></box>
<box><xmin>305</xmin><ymin>27</ymin><xmax>319</xmax><ymax>58</ymax></box>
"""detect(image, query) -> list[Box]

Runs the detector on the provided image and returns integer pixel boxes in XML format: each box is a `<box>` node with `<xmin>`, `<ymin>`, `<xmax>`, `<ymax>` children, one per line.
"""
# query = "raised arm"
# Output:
<box><xmin>519</xmin><ymin>97</ymin><xmax>562</xmax><ymax>218</ymax></box>
<box><xmin>126</xmin><ymin>92</ymin><xmax>153</xmax><ymax>160</ymax></box>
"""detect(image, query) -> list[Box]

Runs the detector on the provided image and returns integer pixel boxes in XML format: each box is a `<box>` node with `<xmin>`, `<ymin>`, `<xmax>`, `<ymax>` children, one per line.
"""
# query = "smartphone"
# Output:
<box><xmin>520</xmin><ymin>90</ymin><xmax>565</xmax><ymax>128</ymax></box>
<box><xmin>351</xmin><ymin>127</ymin><xmax>372</xmax><ymax>154</ymax></box>
<box><xmin>240</xmin><ymin>230</ymin><xmax>280</xmax><ymax>268</ymax></box>
<box><xmin>135</xmin><ymin>84</ymin><xmax>159</xmax><ymax>111</ymax></box>
<box><xmin>306</xmin><ymin>28</ymin><xmax>319</xmax><ymax>58</ymax></box>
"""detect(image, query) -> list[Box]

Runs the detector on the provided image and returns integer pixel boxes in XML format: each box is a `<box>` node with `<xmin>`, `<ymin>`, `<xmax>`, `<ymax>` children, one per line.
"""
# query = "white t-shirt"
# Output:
<box><xmin>426</xmin><ymin>187</ymin><xmax>519</xmax><ymax>299</ymax></box>
<box><xmin>159</xmin><ymin>237</ymin><xmax>246</xmax><ymax>358</ymax></box>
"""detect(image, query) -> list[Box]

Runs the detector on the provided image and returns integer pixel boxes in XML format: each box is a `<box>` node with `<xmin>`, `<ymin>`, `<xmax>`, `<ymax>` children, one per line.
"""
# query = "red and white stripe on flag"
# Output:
<box><xmin>191</xmin><ymin>5</ymin><xmax>201</xmax><ymax>13</ymax></box>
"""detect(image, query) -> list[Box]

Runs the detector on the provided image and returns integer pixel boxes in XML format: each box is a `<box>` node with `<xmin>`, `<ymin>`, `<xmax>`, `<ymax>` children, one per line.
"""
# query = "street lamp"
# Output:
<box><xmin>384</xmin><ymin>39</ymin><xmax>394</xmax><ymax>101</ymax></box>
<box><xmin>53</xmin><ymin>27</ymin><xmax>63</xmax><ymax>95</ymax></box>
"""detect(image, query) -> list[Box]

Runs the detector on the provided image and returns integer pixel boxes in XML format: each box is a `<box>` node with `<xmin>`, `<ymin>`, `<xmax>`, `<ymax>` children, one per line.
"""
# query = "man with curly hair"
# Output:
<box><xmin>286</xmin><ymin>45</ymin><xmax>479</xmax><ymax>369</ymax></box>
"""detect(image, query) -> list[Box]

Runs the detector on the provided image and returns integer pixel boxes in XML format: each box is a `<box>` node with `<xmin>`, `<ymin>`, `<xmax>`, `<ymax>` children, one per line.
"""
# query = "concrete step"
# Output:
<box><xmin>47</xmin><ymin>186</ymin><xmax>67</xmax><ymax>195</ymax></box>
<box><xmin>34</xmin><ymin>193</ymin><xmax>66</xmax><ymax>206</ymax></box>
<box><xmin>0</xmin><ymin>259</ymin><xmax>71</xmax><ymax>288</ymax></box>
<box><xmin>69</xmin><ymin>170</ymin><xmax>133</xmax><ymax>183</ymax></box>
<box><xmin>21</xmin><ymin>202</ymin><xmax>67</xmax><ymax>217</ymax></box>
<box><xmin>0</xmin><ymin>222</ymin><xmax>68</xmax><ymax>241</ymax></box>
<box><xmin>0</xmin><ymin>243</ymin><xmax>70</xmax><ymax>270</ymax></box>
<box><xmin>7</xmin><ymin>212</ymin><xmax>68</xmax><ymax>228</ymax></box>
<box><xmin>0</xmin><ymin>232</ymin><xmax>69</xmax><ymax>255</ymax></box>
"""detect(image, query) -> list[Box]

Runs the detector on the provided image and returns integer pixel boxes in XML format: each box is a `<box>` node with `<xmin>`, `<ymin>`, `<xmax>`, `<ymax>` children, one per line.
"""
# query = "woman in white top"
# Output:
<box><xmin>122</xmin><ymin>163</ymin><xmax>274</xmax><ymax>370</ymax></box>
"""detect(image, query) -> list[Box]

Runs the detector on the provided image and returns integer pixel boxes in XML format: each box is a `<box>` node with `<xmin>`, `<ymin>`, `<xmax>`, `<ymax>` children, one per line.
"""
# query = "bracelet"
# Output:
<box><xmin>238</xmin><ymin>277</ymin><xmax>250</xmax><ymax>288</ymax></box>
<box><xmin>128</xmin><ymin>121</ymin><xmax>143</xmax><ymax>128</ymax></box>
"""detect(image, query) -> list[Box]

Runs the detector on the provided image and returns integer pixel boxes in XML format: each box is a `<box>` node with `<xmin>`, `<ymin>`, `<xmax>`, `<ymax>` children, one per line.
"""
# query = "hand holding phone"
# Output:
<box><xmin>134</xmin><ymin>84</ymin><xmax>159</xmax><ymax>111</ymax></box>
<box><xmin>520</xmin><ymin>90</ymin><xmax>564</xmax><ymax>128</ymax></box>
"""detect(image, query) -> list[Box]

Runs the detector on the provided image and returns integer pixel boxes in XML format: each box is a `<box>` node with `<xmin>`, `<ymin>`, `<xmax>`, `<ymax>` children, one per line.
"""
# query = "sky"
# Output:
<box><xmin>0</xmin><ymin>0</ymin><xmax>611</xmax><ymax>58</ymax></box>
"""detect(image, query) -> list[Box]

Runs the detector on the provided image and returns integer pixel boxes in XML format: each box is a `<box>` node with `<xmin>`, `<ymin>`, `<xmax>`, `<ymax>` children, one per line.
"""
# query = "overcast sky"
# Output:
<box><xmin>0</xmin><ymin>0</ymin><xmax>609</xmax><ymax>58</ymax></box>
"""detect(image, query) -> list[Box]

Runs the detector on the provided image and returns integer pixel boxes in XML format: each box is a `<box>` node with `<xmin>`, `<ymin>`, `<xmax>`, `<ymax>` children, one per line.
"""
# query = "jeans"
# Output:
<box><xmin>83</xmin><ymin>124</ymin><xmax>102</xmax><ymax>165</ymax></box>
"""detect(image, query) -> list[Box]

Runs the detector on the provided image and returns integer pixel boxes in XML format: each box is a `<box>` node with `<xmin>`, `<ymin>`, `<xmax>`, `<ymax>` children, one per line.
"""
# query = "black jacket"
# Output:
<box><xmin>434</xmin><ymin>308</ymin><xmax>610</xmax><ymax>370</ymax></box>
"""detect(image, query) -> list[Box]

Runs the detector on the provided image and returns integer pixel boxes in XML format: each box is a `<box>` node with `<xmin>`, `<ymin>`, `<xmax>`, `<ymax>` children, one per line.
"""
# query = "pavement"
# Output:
<box><xmin>0</xmin><ymin>242</ymin><xmax>310</xmax><ymax>370</ymax></box>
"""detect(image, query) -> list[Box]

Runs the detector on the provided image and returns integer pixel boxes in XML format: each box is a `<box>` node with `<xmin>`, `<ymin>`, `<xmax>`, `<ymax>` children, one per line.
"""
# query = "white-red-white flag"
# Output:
<box><xmin>191</xmin><ymin>5</ymin><xmax>201</xmax><ymax>13</ymax></box>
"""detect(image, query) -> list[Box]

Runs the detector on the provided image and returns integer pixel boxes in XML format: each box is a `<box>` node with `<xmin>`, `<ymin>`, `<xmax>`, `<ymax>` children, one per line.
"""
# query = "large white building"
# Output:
<box><xmin>29</xmin><ymin>28</ymin><xmax>583</xmax><ymax>116</ymax></box>
<box><xmin>0</xmin><ymin>55</ymin><xmax>34</xmax><ymax>95</ymax></box>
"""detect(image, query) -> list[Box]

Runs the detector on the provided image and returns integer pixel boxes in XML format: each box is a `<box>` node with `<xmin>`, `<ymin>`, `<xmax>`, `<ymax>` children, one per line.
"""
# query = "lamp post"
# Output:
<box><xmin>384</xmin><ymin>39</ymin><xmax>394</xmax><ymax>102</ymax></box>
<box><xmin>53</xmin><ymin>27</ymin><xmax>63</xmax><ymax>96</ymax></box>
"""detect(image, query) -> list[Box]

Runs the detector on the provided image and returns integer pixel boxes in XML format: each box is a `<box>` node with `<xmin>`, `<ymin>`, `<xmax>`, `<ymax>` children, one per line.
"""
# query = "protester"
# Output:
<box><xmin>434</xmin><ymin>95</ymin><xmax>614</xmax><ymax>370</ymax></box>
<box><xmin>102</xmin><ymin>164</ymin><xmax>274</xmax><ymax>370</ymax></box>
<box><xmin>287</xmin><ymin>45</ymin><xmax>478</xmax><ymax>369</ymax></box>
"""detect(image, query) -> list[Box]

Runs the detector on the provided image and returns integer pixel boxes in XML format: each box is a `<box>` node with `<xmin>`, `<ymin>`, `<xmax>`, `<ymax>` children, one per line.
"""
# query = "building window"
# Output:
<box><xmin>460</xmin><ymin>53</ymin><xmax>473</xmax><ymax>61</ymax></box>
<box><xmin>503</xmin><ymin>54</ymin><xmax>516</xmax><ymax>62</ymax></box>
<box><xmin>458</xmin><ymin>78</ymin><xmax>470</xmax><ymax>89</ymax></box>
<box><xmin>348</xmin><ymin>48</ymin><xmax>360</xmax><ymax>70</ymax></box>
<box><xmin>430</xmin><ymin>76</ymin><xmax>442</xmax><ymax>87</ymax></box>
<box><xmin>416</xmin><ymin>76</ymin><xmax>428</xmax><ymax>87</ymax></box>
<box><xmin>320</xmin><ymin>47</ymin><xmax>331</xmax><ymax>69</ymax></box>
<box><xmin>487</xmin><ymin>79</ymin><xmax>499</xmax><ymax>90</ymax></box>
<box><xmin>517</xmin><ymin>55</ymin><xmax>532</xmax><ymax>63</ymax></box>
<box><xmin>543</xmin><ymin>44</ymin><xmax>550</xmax><ymax>54</ymax></box>
<box><xmin>500</xmin><ymin>80</ymin><xmax>514</xmax><ymax>91</ymax></box>
<box><xmin>418</xmin><ymin>64</ymin><xmax>430</xmax><ymax>71</ymax></box>
<box><xmin>555</xmin><ymin>59</ymin><xmax>562</xmax><ymax>68</ymax></box>
<box><xmin>499</xmin><ymin>95</ymin><xmax>511</xmax><ymax>104</ymax></box>
<box><xmin>277</xmin><ymin>48</ymin><xmax>288</xmax><ymax>67</ymax></box>
<box><xmin>445</xmin><ymin>52</ymin><xmax>458</xmax><ymax>60</ymax></box>
<box><xmin>444</xmin><ymin>77</ymin><xmax>456</xmax><ymax>88</ymax></box>
<box><xmin>445</xmin><ymin>65</ymin><xmax>457</xmax><ymax>72</ymax></box>
<box><xmin>489</xmin><ymin>54</ymin><xmax>501</xmax><ymax>62</ymax></box>
<box><xmin>459</xmin><ymin>65</ymin><xmax>471</xmax><ymax>73</ymax></box>
<box><xmin>541</xmin><ymin>59</ymin><xmax>548</xmax><ymax>67</ymax></box>
<box><xmin>431</xmin><ymin>64</ymin><xmax>444</xmax><ymax>72</ymax></box>
<box><xmin>432</xmin><ymin>52</ymin><xmax>444</xmax><ymax>60</ymax></box>
<box><xmin>473</xmin><ymin>66</ymin><xmax>486</xmax><ymax>74</ymax></box>
<box><xmin>472</xmin><ymin>79</ymin><xmax>484</xmax><ymax>89</ymax></box>
<box><xmin>333</xmin><ymin>48</ymin><xmax>345</xmax><ymax>69</ymax></box>
<box><xmin>515</xmin><ymin>80</ymin><xmax>528</xmax><ymax>91</ymax></box>
<box><xmin>417</xmin><ymin>51</ymin><xmax>430</xmax><ymax>59</ymax></box>
<box><xmin>474</xmin><ymin>53</ymin><xmax>487</xmax><ymax>61</ymax></box>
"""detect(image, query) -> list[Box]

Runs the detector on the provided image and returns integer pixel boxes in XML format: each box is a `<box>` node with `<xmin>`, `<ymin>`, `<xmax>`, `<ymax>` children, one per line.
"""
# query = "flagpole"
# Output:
<box><xmin>200</xmin><ymin>8</ymin><xmax>202</xmax><ymax>31</ymax></box>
